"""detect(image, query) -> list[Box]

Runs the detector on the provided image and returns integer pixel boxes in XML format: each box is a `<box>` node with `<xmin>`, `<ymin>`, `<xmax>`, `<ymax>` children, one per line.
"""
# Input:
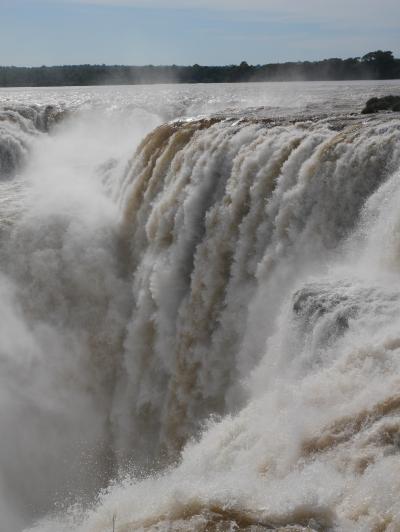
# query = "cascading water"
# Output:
<box><xmin>0</xmin><ymin>104</ymin><xmax>66</xmax><ymax>178</ymax></box>
<box><xmin>1</xmin><ymin>82</ymin><xmax>400</xmax><ymax>531</ymax></box>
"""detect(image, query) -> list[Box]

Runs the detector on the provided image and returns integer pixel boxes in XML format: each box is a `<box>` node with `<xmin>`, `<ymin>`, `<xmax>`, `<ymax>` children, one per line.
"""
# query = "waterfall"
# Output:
<box><xmin>0</xmin><ymin>90</ymin><xmax>400</xmax><ymax>531</ymax></box>
<box><xmin>112</xmin><ymin>116</ymin><xmax>400</xmax><ymax>468</ymax></box>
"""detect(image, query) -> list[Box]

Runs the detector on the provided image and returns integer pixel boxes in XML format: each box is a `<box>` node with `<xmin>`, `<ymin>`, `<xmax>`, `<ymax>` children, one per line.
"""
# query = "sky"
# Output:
<box><xmin>0</xmin><ymin>0</ymin><xmax>399</xmax><ymax>66</ymax></box>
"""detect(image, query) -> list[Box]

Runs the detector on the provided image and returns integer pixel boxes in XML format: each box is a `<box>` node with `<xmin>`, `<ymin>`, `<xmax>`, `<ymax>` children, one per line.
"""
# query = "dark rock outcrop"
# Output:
<box><xmin>362</xmin><ymin>95</ymin><xmax>400</xmax><ymax>114</ymax></box>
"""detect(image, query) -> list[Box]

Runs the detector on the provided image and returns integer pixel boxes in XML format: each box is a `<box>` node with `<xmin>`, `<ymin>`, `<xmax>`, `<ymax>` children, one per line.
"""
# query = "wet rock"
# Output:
<box><xmin>361</xmin><ymin>95</ymin><xmax>400</xmax><ymax>114</ymax></box>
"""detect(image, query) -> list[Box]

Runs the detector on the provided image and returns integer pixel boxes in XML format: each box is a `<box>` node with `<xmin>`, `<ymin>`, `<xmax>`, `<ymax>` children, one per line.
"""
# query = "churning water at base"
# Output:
<box><xmin>1</xmin><ymin>81</ymin><xmax>400</xmax><ymax>531</ymax></box>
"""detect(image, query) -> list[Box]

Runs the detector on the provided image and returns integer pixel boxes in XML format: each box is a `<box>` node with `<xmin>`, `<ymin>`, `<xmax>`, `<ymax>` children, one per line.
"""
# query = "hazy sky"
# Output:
<box><xmin>1</xmin><ymin>0</ymin><xmax>399</xmax><ymax>66</ymax></box>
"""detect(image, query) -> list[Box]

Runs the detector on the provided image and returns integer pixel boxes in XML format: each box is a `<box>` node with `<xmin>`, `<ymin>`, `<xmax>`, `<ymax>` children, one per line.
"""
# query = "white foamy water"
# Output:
<box><xmin>1</xmin><ymin>80</ymin><xmax>400</xmax><ymax>531</ymax></box>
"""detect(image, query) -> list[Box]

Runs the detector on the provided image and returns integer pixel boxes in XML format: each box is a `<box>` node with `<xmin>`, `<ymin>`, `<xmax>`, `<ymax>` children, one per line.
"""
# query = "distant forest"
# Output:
<box><xmin>1</xmin><ymin>51</ymin><xmax>399</xmax><ymax>87</ymax></box>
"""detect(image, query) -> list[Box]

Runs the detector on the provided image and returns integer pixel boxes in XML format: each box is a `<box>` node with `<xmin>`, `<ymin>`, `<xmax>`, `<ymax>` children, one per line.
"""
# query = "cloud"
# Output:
<box><xmin>47</xmin><ymin>0</ymin><xmax>400</xmax><ymax>29</ymax></box>
<box><xmin>58</xmin><ymin>0</ymin><xmax>396</xmax><ymax>14</ymax></box>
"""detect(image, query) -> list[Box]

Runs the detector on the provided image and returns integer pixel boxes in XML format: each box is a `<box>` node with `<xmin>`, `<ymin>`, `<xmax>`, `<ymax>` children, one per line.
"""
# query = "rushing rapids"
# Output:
<box><xmin>0</xmin><ymin>82</ymin><xmax>400</xmax><ymax>531</ymax></box>
<box><xmin>0</xmin><ymin>104</ymin><xmax>65</xmax><ymax>177</ymax></box>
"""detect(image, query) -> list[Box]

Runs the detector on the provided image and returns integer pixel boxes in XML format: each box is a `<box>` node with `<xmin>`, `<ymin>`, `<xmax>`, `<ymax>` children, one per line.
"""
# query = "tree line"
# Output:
<box><xmin>0</xmin><ymin>51</ymin><xmax>399</xmax><ymax>87</ymax></box>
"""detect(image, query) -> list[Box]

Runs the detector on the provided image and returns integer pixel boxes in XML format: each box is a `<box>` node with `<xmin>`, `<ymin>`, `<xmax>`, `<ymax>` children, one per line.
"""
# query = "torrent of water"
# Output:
<box><xmin>0</xmin><ymin>82</ymin><xmax>400</xmax><ymax>531</ymax></box>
